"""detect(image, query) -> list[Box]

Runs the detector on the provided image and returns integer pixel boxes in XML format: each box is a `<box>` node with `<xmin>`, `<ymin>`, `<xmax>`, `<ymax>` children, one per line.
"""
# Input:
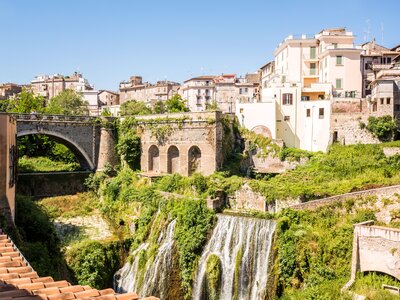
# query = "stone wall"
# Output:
<box><xmin>17</xmin><ymin>172</ymin><xmax>91</xmax><ymax>198</ymax></box>
<box><xmin>346</xmin><ymin>222</ymin><xmax>400</xmax><ymax>287</ymax></box>
<box><xmin>231</xmin><ymin>184</ymin><xmax>267</xmax><ymax>211</ymax></box>
<box><xmin>288</xmin><ymin>185</ymin><xmax>400</xmax><ymax>211</ymax></box>
<box><xmin>330</xmin><ymin>112</ymin><xmax>379</xmax><ymax>145</ymax></box>
<box><xmin>138</xmin><ymin>111</ymin><xmax>230</xmax><ymax>176</ymax></box>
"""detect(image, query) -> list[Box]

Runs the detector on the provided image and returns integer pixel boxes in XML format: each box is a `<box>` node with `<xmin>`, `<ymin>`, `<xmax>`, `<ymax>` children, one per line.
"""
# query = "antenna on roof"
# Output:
<box><xmin>363</xmin><ymin>19</ymin><xmax>371</xmax><ymax>42</ymax></box>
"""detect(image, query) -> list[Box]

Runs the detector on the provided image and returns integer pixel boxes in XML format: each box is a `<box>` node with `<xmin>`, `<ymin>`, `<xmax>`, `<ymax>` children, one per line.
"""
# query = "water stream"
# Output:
<box><xmin>192</xmin><ymin>214</ymin><xmax>276</xmax><ymax>300</ymax></box>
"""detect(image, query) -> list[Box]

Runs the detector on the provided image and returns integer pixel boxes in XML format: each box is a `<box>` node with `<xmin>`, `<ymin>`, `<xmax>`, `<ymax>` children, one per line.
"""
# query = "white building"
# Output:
<box><xmin>237</xmin><ymin>28</ymin><xmax>364</xmax><ymax>152</ymax></box>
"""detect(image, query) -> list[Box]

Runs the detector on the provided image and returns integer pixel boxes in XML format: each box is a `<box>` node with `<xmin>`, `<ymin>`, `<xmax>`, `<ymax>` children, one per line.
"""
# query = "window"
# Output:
<box><xmin>372</xmin><ymin>102</ymin><xmax>377</xmax><ymax>112</ymax></box>
<box><xmin>325</xmin><ymin>57</ymin><xmax>327</xmax><ymax>68</ymax></box>
<box><xmin>197</xmin><ymin>89</ymin><xmax>201</xmax><ymax>95</ymax></box>
<box><xmin>310</xmin><ymin>47</ymin><xmax>316</xmax><ymax>59</ymax></box>
<box><xmin>387</xmin><ymin>98</ymin><xmax>391</xmax><ymax>105</ymax></box>
<box><xmin>310</xmin><ymin>63</ymin><xmax>316</xmax><ymax>75</ymax></box>
<box><xmin>365</xmin><ymin>62</ymin><xmax>372</xmax><ymax>70</ymax></box>
<box><xmin>281</xmin><ymin>75</ymin><xmax>286</xmax><ymax>83</ymax></box>
<box><xmin>387</xmin><ymin>57</ymin><xmax>392</xmax><ymax>64</ymax></box>
<box><xmin>245</xmin><ymin>88</ymin><xmax>248</xmax><ymax>93</ymax></box>
<box><xmin>319</xmin><ymin>108</ymin><xmax>324</xmax><ymax>119</ymax></box>
<box><xmin>395</xmin><ymin>105</ymin><xmax>400</xmax><ymax>111</ymax></box>
<box><xmin>205</xmin><ymin>89</ymin><xmax>209</xmax><ymax>96</ymax></box>
<box><xmin>333</xmin><ymin>43</ymin><xmax>338</xmax><ymax>49</ymax></box>
<box><xmin>333</xmin><ymin>131</ymin><xmax>338</xmax><ymax>143</ymax></box>
<box><xmin>239</xmin><ymin>88</ymin><xmax>243</xmax><ymax>94</ymax></box>
<box><xmin>282</xmin><ymin>93</ymin><xmax>293</xmax><ymax>105</ymax></box>
<box><xmin>284</xmin><ymin>116</ymin><xmax>290</xmax><ymax>121</ymax></box>
<box><xmin>380</xmin><ymin>98</ymin><xmax>384</xmax><ymax>105</ymax></box>
<box><xmin>336</xmin><ymin>55</ymin><xmax>343</xmax><ymax>65</ymax></box>
<box><xmin>306</xmin><ymin>109</ymin><xmax>311</xmax><ymax>117</ymax></box>
<box><xmin>336</xmin><ymin>79</ymin><xmax>343</xmax><ymax>89</ymax></box>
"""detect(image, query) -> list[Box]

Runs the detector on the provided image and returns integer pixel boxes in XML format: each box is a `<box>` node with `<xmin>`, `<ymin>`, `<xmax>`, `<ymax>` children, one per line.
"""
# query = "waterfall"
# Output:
<box><xmin>114</xmin><ymin>219</ymin><xmax>177</xmax><ymax>299</ymax></box>
<box><xmin>192</xmin><ymin>214</ymin><xmax>276</xmax><ymax>300</ymax></box>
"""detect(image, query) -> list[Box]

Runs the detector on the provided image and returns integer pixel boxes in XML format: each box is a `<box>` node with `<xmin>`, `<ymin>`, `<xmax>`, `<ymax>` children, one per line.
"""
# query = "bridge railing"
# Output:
<box><xmin>12</xmin><ymin>113</ymin><xmax>101</xmax><ymax>122</ymax></box>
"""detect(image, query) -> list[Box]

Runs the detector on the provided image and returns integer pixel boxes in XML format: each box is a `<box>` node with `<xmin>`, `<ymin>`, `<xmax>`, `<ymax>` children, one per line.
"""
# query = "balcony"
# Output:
<box><xmin>372</xmin><ymin>64</ymin><xmax>393</xmax><ymax>71</ymax></box>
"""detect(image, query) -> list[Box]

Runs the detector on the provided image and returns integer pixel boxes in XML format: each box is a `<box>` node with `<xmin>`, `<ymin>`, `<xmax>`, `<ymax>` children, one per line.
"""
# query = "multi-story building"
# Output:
<box><xmin>98</xmin><ymin>90</ymin><xmax>120</xmax><ymax>106</ymax></box>
<box><xmin>181</xmin><ymin>73</ymin><xmax>260</xmax><ymax>113</ymax></box>
<box><xmin>237</xmin><ymin>28</ymin><xmax>374</xmax><ymax>152</ymax></box>
<box><xmin>0</xmin><ymin>83</ymin><xmax>22</xmax><ymax>100</ymax></box>
<box><xmin>0</xmin><ymin>114</ymin><xmax>16</xmax><ymax>223</ymax></box>
<box><xmin>360</xmin><ymin>41</ymin><xmax>400</xmax><ymax>97</ymax></box>
<box><xmin>30</xmin><ymin>72</ymin><xmax>94</xmax><ymax>100</ymax></box>
<box><xmin>119</xmin><ymin>76</ymin><xmax>180</xmax><ymax>106</ymax></box>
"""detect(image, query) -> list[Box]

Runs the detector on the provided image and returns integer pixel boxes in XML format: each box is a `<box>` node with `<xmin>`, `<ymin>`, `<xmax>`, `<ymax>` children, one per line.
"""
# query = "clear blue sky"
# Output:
<box><xmin>1</xmin><ymin>0</ymin><xmax>398</xmax><ymax>90</ymax></box>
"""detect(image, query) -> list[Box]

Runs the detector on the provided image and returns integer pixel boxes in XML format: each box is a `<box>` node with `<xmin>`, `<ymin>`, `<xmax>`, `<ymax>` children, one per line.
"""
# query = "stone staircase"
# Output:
<box><xmin>0</xmin><ymin>232</ymin><xmax>158</xmax><ymax>300</ymax></box>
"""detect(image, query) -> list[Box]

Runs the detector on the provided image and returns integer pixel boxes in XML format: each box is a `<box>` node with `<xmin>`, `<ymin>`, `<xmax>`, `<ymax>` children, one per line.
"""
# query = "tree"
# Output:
<box><xmin>120</xmin><ymin>100</ymin><xmax>151</xmax><ymax>116</ymax></box>
<box><xmin>165</xmin><ymin>94</ymin><xmax>189</xmax><ymax>113</ymax></box>
<box><xmin>153</xmin><ymin>100</ymin><xmax>165</xmax><ymax>114</ymax></box>
<box><xmin>7</xmin><ymin>89</ymin><xmax>45</xmax><ymax>113</ymax></box>
<box><xmin>46</xmin><ymin>89</ymin><xmax>89</xmax><ymax>115</ymax></box>
<box><xmin>366</xmin><ymin>115</ymin><xmax>398</xmax><ymax>141</ymax></box>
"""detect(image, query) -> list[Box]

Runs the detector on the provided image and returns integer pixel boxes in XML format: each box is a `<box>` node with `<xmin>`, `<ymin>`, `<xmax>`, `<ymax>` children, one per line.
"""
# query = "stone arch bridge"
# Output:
<box><xmin>14</xmin><ymin>113</ymin><xmax>117</xmax><ymax>171</ymax></box>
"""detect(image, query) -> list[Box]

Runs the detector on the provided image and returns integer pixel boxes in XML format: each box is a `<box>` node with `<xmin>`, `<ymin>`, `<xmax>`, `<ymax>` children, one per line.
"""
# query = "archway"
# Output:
<box><xmin>188</xmin><ymin>146</ymin><xmax>201</xmax><ymax>176</ymax></box>
<box><xmin>17</xmin><ymin>130</ymin><xmax>94</xmax><ymax>170</ymax></box>
<box><xmin>251</xmin><ymin>125</ymin><xmax>272</xmax><ymax>139</ymax></box>
<box><xmin>167</xmin><ymin>145</ymin><xmax>180</xmax><ymax>174</ymax></box>
<box><xmin>148</xmin><ymin>145</ymin><xmax>160</xmax><ymax>173</ymax></box>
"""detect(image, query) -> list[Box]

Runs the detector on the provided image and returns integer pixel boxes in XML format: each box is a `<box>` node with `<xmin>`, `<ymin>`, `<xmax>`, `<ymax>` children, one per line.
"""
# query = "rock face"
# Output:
<box><xmin>54</xmin><ymin>214</ymin><xmax>113</xmax><ymax>242</ymax></box>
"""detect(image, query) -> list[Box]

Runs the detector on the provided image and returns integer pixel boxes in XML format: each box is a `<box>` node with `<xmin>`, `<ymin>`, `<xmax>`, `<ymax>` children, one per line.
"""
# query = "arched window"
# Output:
<box><xmin>167</xmin><ymin>145</ymin><xmax>180</xmax><ymax>174</ymax></box>
<box><xmin>188</xmin><ymin>146</ymin><xmax>201</xmax><ymax>176</ymax></box>
<box><xmin>148</xmin><ymin>145</ymin><xmax>160</xmax><ymax>172</ymax></box>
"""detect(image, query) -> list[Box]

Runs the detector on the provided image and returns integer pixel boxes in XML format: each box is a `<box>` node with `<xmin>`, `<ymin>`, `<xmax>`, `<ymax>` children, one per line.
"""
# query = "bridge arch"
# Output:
<box><xmin>17</xmin><ymin>129</ymin><xmax>95</xmax><ymax>170</ymax></box>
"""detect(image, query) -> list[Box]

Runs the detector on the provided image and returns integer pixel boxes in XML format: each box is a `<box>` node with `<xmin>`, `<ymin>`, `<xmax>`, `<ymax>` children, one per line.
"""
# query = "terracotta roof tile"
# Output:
<box><xmin>0</xmin><ymin>231</ymin><xmax>158</xmax><ymax>300</ymax></box>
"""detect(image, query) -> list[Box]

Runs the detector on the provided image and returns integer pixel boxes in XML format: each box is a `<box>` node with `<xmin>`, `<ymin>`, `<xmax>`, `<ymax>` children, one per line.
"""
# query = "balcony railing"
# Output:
<box><xmin>372</xmin><ymin>64</ymin><xmax>393</xmax><ymax>71</ymax></box>
<box><xmin>303</xmin><ymin>54</ymin><xmax>318</xmax><ymax>60</ymax></box>
<box><xmin>303</xmin><ymin>70</ymin><xmax>319</xmax><ymax>76</ymax></box>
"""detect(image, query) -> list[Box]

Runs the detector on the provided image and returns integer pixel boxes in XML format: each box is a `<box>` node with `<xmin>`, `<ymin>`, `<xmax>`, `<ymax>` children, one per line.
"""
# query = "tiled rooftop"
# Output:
<box><xmin>0</xmin><ymin>232</ymin><xmax>158</xmax><ymax>300</ymax></box>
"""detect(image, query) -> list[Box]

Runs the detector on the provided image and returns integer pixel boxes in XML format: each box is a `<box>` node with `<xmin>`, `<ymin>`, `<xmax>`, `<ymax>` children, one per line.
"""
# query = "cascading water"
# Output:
<box><xmin>192</xmin><ymin>214</ymin><xmax>276</xmax><ymax>300</ymax></box>
<box><xmin>114</xmin><ymin>219</ymin><xmax>177</xmax><ymax>299</ymax></box>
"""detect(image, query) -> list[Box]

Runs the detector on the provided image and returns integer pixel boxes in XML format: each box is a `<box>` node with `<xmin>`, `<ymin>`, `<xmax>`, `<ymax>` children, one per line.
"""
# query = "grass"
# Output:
<box><xmin>18</xmin><ymin>156</ymin><xmax>80</xmax><ymax>173</ymax></box>
<box><xmin>38</xmin><ymin>192</ymin><xmax>98</xmax><ymax>219</ymax></box>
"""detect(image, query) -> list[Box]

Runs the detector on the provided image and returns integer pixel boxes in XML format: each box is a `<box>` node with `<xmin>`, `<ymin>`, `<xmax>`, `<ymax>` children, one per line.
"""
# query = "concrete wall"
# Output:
<box><xmin>138</xmin><ymin>111</ymin><xmax>227</xmax><ymax>176</ymax></box>
<box><xmin>0</xmin><ymin>114</ymin><xmax>16</xmax><ymax>223</ymax></box>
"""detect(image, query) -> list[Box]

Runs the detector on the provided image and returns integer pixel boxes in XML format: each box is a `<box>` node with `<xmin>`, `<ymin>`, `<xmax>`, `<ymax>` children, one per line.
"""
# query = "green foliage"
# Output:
<box><xmin>0</xmin><ymin>99</ymin><xmax>9</xmax><ymax>112</ymax></box>
<box><xmin>116</xmin><ymin>134</ymin><xmax>141</xmax><ymax>169</ymax></box>
<box><xmin>164</xmin><ymin>94</ymin><xmax>189</xmax><ymax>113</ymax></box>
<box><xmin>275</xmin><ymin>204</ymin><xmax>377</xmax><ymax>298</ymax></box>
<box><xmin>47</xmin><ymin>89</ymin><xmax>89</xmax><ymax>115</ymax></box>
<box><xmin>252</xmin><ymin>143</ymin><xmax>400</xmax><ymax>203</ymax></box>
<box><xmin>6</xmin><ymin>89</ymin><xmax>45</xmax><ymax>113</ymax></box>
<box><xmin>366</xmin><ymin>115</ymin><xmax>398</xmax><ymax>141</ymax></box>
<box><xmin>153</xmin><ymin>100</ymin><xmax>165</xmax><ymax>114</ymax></box>
<box><xmin>205</xmin><ymin>254</ymin><xmax>222</xmax><ymax>300</ymax></box>
<box><xmin>101</xmin><ymin>108</ymin><xmax>112</xmax><ymax>116</ymax></box>
<box><xmin>18</xmin><ymin>156</ymin><xmax>80</xmax><ymax>172</ymax></box>
<box><xmin>66</xmin><ymin>240</ymin><xmax>122</xmax><ymax>289</ymax></box>
<box><xmin>279</xmin><ymin>147</ymin><xmax>313</xmax><ymax>162</ymax></box>
<box><xmin>120</xmin><ymin>99</ymin><xmax>152</xmax><ymax>116</ymax></box>
<box><xmin>165</xmin><ymin>198</ymin><xmax>216</xmax><ymax>298</ymax></box>
<box><xmin>14</xmin><ymin>195</ymin><xmax>66</xmax><ymax>279</ymax></box>
<box><xmin>352</xmin><ymin>272</ymin><xmax>400</xmax><ymax>299</ymax></box>
<box><xmin>205</xmin><ymin>101</ymin><xmax>219</xmax><ymax>111</ymax></box>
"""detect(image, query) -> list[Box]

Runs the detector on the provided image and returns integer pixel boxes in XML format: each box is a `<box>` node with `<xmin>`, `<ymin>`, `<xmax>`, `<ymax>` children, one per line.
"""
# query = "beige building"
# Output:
<box><xmin>0</xmin><ymin>114</ymin><xmax>17</xmax><ymax>223</ymax></box>
<box><xmin>0</xmin><ymin>83</ymin><xmax>22</xmax><ymax>100</ymax></box>
<box><xmin>119</xmin><ymin>76</ymin><xmax>180</xmax><ymax>106</ymax></box>
<box><xmin>360</xmin><ymin>41</ymin><xmax>400</xmax><ymax>97</ymax></box>
<box><xmin>30</xmin><ymin>72</ymin><xmax>94</xmax><ymax>100</ymax></box>
<box><xmin>181</xmin><ymin>73</ymin><xmax>260</xmax><ymax>113</ymax></box>
<box><xmin>98</xmin><ymin>90</ymin><xmax>120</xmax><ymax>106</ymax></box>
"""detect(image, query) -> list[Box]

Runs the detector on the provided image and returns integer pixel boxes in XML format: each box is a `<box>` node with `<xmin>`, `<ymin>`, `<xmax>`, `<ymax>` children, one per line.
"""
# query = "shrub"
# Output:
<box><xmin>366</xmin><ymin>115</ymin><xmax>398</xmax><ymax>141</ymax></box>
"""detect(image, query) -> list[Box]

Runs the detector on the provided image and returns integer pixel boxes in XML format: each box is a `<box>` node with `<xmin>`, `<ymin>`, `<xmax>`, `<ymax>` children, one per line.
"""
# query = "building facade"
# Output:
<box><xmin>119</xmin><ymin>76</ymin><xmax>180</xmax><ymax>106</ymax></box>
<box><xmin>181</xmin><ymin>73</ymin><xmax>260</xmax><ymax>113</ymax></box>
<box><xmin>30</xmin><ymin>72</ymin><xmax>94</xmax><ymax>100</ymax></box>
<box><xmin>0</xmin><ymin>83</ymin><xmax>22</xmax><ymax>100</ymax></box>
<box><xmin>0</xmin><ymin>114</ymin><xmax>17</xmax><ymax>223</ymax></box>
<box><xmin>237</xmin><ymin>28</ymin><xmax>396</xmax><ymax>152</ymax></box>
